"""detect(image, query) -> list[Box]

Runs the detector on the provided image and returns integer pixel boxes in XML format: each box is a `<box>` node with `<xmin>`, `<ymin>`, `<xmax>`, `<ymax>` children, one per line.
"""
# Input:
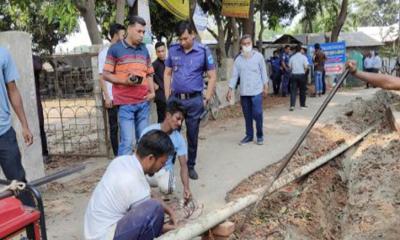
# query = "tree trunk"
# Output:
<box><xmin>307</xmin><ymin>17</ymin><xmax>313</xmax><ymax>33</ymax></box>
<box><xmin>330</xmin><ymin>0</ymin><xmax>348</xmax><ymax>42</ymax></box>
<box><xmin>189</xmin><ymin>0</ymin><xmax>201</xmax><ymax>41</ymax></box>
<box><xmin>242</xmin><ymin>0</ymin><xmax>254</xmax><ymax>38</ymax></box>
<box><xmin>76</xmin><ymin>0</ymin><xmax>102</xmax><ymax>45</ymax></box>
<box><xmin>116</xmin><ymin>0</ymin><xmax>126</xmax><ymax>24</ymax></box>
<box><xmin>231</xmin><ymin>18</ymin><xmax>240</xmax><ymax>56</ymax></box>
<box><xmin>257</xmin><ymin>0</ymin><xmax>265</xmax><ymax>51</ymax></box>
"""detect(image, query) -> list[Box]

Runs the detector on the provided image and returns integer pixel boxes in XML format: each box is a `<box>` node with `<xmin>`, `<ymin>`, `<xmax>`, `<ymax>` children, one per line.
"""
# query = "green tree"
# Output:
<box><xmin>0</xmin><ymin>0</ymin><xmax>78</xmax><ymax>54</ymax></box>
<box><xmin>353</xmin><ymin>0</ymin><xmax>400</xmax><ymax>27</ymax></box>
<box><xmin>149</xmin><ymin>0</ymin><xmax>181</xmax><ymax>44</ymax></box>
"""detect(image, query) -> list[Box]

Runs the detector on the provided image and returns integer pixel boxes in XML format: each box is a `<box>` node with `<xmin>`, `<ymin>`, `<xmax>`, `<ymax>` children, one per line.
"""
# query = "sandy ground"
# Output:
<box><xmin>42</xmin><ymin>87</ymin><xmax>381</xmax><ymax>239</ymax></box>
<box><xmin>228</xmin><ymin>91</ymin><xmax>400</xmax><ymax>239</ymax></box>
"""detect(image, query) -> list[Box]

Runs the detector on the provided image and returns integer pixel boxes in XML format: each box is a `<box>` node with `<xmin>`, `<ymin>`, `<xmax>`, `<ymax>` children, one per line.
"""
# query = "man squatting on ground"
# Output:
<box><xmin>84</xmin><ymin>130</ymin><xmax>177</xmax><ymax>240</ymax></box>
<box><xmin>141</xmin><ymin>101</ymin><xmax>192</xmax><ymax>202</ymax></box>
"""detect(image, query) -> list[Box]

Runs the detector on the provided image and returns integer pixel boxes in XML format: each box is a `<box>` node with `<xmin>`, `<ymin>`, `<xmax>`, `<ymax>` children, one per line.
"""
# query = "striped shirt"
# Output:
<box><xmin>103</xmin><ymin>40</ymin><xmax>154</xmax><ymax>105</ymax></box>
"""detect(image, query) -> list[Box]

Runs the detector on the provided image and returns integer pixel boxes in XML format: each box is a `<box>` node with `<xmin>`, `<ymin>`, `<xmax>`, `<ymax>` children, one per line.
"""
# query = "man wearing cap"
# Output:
<box><xmin>164</xmin><ymin>21</ymin><xmax>217</xmax><ymax>180</ymax></box>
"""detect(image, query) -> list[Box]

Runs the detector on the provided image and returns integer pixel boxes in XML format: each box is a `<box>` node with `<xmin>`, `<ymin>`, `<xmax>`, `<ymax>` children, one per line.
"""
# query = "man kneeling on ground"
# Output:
<box><xmin>141</xmin><ymin>101</ymin><xmax>192</xmax><ymax>202</ymax></box>
<box><xmin>84</xmin><ymin>130</ymin><xmax>176</xmax><ymax>240</ymax></box>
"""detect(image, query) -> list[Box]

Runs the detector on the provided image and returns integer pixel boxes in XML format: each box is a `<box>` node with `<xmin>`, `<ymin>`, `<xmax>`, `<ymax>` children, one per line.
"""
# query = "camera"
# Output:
<box><xmin>129</xmin><ymin>75</ymin><xmax>144</xmax><ymax>84</ymax></box>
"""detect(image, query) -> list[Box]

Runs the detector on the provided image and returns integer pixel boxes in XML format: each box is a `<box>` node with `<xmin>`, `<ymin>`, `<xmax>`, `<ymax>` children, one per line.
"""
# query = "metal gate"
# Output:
<box><xmin>39</xmin><ymin>52</ymin><xmax>109</xmax><ymax>157</ymax></box>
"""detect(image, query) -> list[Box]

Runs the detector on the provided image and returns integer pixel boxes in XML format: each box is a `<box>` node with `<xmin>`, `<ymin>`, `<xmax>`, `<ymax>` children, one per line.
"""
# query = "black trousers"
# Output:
<box><xmin>290</xmin><ymin>74</ymin><xmax>307</xmax><ymax>107</ymax></box>
<box><xmin>0</xmin><ymin>127</ymin><xmax>34</xmax><ymax>207</ymax></box>
<box><xmin>155</xmin><ymin>100</ymin><xmax>167</xmax><ymax>123</ymax></box>
<box><xmin>271</xmin><ymin>72</ymin><xmax>282</xmax><ymax>95</ymax></box>
<box><xmin>107</xmin><ymin>106</ymin><xmax>119</xmax><ymax>156</ymax></box>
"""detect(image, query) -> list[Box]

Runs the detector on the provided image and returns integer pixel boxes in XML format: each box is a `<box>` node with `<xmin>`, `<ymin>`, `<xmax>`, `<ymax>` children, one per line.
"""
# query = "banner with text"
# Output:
<box><xmin>308</xmin><ymin>41</ymin><xmax>346</xmax><ymax>75</ymax></box>
<box><xmin>222</xmin><ymin>0</ymin><xmax>251</xmax><ymax>18</ymax></box>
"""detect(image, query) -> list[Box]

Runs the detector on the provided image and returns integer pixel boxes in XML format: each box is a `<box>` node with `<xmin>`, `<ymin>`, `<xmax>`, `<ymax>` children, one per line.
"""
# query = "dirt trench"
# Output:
<box><xmin>227</xmin><ymin>91</ymin><xmax>400</xmax><ymax>240</ymax></box>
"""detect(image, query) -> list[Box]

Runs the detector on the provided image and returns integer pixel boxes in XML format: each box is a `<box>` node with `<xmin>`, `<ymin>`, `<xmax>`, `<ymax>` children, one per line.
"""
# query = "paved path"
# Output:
<box><xmin>46</xmin><ymin>88</ymin><xmax>378</xmax><ymax>239</ymax></box>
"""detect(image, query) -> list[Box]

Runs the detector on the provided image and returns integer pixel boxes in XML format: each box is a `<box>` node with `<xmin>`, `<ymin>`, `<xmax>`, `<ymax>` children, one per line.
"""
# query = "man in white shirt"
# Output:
<box><xmin>98</xmin><ymin>23</ymin><xmax>126</xmax><ymax>156</ymax></box>
<box><xmin>84</xmin><ymin>130</ymin><xmax>176</xmax><ymax>240</ymax></box>
<box><xmin>288</xmin><ymin>45</ymin><xmax>309</xmax><ymax>111</ymax></box>
<box><xmin>372</xmin><ymin>51</ymin><xmax>382</xmax><ymax>73</ymax></box>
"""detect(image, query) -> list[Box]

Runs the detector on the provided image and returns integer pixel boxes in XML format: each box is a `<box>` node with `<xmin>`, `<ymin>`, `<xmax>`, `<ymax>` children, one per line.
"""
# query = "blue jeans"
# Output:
<box><xmin>314</xmin><ymin>71</ymin><xmax>323</xmax><ymax>94</ymax></box>
<box><xmin>114</xmin><ymin>199</ymin><xmax>164</xmax><ymax>240</ymax></box>
<box><xmin>118</xmin><ymin>101</ymin><xmax>150</xmax><ymax>156</ymax></box>
<box><xmin>0</xmin><ymin>127</ymin><xmax>34</xmax><ymax>207</ymax></box>
<box><xmin>282</xmin><ymin>72</ymin><xmax>290</xmax><ymax>95</ymax></box>
<box><xmin>241</xmin><ymin>93</ymin><xmax>263</xmax><ymax>140</ymax></box>
<box><xmin>168</xmin><ymin>95</ymin><xmax>203</xmax><ymax>169</ymax></box>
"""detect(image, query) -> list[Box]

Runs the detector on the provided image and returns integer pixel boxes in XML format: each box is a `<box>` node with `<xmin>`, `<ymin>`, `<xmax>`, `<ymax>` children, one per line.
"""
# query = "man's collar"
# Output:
<box><xmin>122</xmin><ymin>39</ymin><xmax>142</xmax><ymax>49</ymax></box>
<box><xmin>177</xmin><ymin>40</ymin><xmax>200</xmax><ymax>53</ymax></box>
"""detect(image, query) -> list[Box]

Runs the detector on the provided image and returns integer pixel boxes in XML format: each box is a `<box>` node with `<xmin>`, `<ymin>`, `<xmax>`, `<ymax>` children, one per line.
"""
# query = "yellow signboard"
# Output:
<box><xmin>222</xmin><ymin>0</ymin><xmax>251</xmax><ymax>18</ymax></box>
<box><xmin>156</xmin><ymin>0</ymin><xmax>189</xmax><ymax>20</ymax></box>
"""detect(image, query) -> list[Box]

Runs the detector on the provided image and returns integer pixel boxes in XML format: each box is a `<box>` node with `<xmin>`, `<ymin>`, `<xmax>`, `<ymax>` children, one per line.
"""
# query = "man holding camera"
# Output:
<box><xmin>102</xmin><ymin>16</ymin><xmax>156</xmax><ymax>156</ymax></box>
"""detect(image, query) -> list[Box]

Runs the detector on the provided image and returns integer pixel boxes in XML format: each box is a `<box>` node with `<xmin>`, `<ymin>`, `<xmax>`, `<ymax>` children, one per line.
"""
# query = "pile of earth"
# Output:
<box><xmin>227</xmin><ymin>91</ymin><xmax>400</xmax><ymax>239</ymax></box>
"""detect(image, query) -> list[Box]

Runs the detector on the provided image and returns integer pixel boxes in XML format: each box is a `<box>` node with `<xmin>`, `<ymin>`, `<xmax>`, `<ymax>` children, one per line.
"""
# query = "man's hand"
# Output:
<box><xmin>183</xmin><ymin>188</ymin><xmax>192</xmax><ymax>203</ymax></box>
<box><xmin>263</xmin><ymin>85</ymin><xmax>269</xmax><ymax>97</ymax></box>
<box><xmin>22</xmin><ymin>127</ymin><xmax>33</xmax><ymax>146</ymax></box>
<box><xmin>162</xmin><ymin>223</ymin><xmax>177</xmax><ymax>233</ymax></box>
<box><xmin>144</xmin><ymin>92</ymin><xmax>155</xmax><ymax>101</ymax></box>
<box><xmin>345</xmin><ymin>60</ymin><xmax>357</xmax><ymax>74</ymax></box>
<box><xmin>226</xmin><ymin>88</ymin><xmax>233</xmax><ymax>102</ymax></box>
<box><xmin>120</xmin><ymin>75</ymin><xmax>135</xmax><ymax>86</ymax></box>
<box><xmin>203</xmin><ymin>97</ymin><xmax>209</xmax><ymax>107</ymax></box>
<box><xmin>104</xmin><ymin>97</ymin><xmax>113</xmax><ymax>109</ymax></box>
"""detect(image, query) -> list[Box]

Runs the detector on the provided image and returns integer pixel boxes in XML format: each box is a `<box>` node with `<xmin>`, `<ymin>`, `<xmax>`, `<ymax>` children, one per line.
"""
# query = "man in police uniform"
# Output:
<box><xmin>164</xmin><ymin>21</ymin><xmax>217</xmax><ymax>180</ymax></box>
<box><xmin>281</xmin><ymin>45</ymin><xmax>291</xmax><ymax>97</ymax></box>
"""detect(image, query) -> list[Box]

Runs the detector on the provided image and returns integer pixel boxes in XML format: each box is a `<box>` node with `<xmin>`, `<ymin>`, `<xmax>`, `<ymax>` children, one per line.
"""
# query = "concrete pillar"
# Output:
<box><xmin>0</xmin><ymin>31</ymin><xmax>45</xmax><ymax>181</ymax></box>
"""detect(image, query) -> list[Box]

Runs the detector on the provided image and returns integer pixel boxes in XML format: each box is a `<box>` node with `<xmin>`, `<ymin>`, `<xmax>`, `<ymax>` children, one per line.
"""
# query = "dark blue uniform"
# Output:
<box><xmin>270</xmin><ymin>56</ymin><xmax>282</xmax><ymax>95</ymax></box>
<box><xmin>165</xmin><ymin>41</ymin><xmax>215</xmax><ymax>170</ymax></box>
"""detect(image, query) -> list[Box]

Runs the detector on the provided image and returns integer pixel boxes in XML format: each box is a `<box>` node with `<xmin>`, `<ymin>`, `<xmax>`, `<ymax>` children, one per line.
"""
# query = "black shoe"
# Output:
<box><xmin>239</xmin><ymin>136</ymin><xmax>253</xmax><ymax>145</ymax></box>
<box><xmin>188</xmin><ymin>168</ymin><xmax>199</xmax><ymax>180</ymax></box>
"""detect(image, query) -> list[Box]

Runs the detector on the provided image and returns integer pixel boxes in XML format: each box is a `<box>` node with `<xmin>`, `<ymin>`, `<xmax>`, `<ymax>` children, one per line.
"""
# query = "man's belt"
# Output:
<box><xmin>174</xmin><ymin>92</ymin><xmax>202</xmax><ymax>100</ymax></box>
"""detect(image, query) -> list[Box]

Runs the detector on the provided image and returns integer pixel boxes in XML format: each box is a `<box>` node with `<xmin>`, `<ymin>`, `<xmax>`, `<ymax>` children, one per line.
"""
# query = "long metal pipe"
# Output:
<box><xmin>158</xmin><ymin>68</ymin><xmax>352</xmax><ymax>240</ymax></box>
<box><xmin>0</xmin><ymin>165</ymin><xmax>85</xmax><ymax>199</ymax></box>
<box><xmin>158</xmin><ymin>125</ymin><xmax>373</xmax><ymax>240</ymax></box>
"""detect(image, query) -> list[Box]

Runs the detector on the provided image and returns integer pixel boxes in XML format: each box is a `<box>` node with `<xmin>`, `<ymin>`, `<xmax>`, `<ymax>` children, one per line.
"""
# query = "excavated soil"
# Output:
<box><xmin>227</xmin><ymin>91</ymin><xmax>400</xmax><ymax>240</ymax></box>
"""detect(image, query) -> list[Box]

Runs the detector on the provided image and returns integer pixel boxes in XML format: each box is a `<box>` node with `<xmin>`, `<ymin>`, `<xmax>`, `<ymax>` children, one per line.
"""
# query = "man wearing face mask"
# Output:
<box><xmin>226</xmin><ymin>35</ymin><xmax>269</xmax><ymax>145</ymax></box>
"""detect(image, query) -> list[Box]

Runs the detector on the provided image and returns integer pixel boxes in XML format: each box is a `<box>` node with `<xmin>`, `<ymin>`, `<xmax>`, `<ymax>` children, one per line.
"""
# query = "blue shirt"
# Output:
<box><xmin>0</xmin><ymin>47</ymin><xmax>19</xmax><ymax>136</ymax></box>
<box><xmin>270</xmin><ymin>56</ymin><xmax>281</xmax><ymax>74</ymax></box>
<box><xmin>141</xmin><ymin>124</ymin><xmax>187</xmax><ymax>171</ymax></box>
<box><xmin>229</xmin><ymin>50</ymin><xmax>269</xmax><ymax>96</ymax></box>
<box><xmin>165</xmin><ymin>41</ymin><xmax>215</xmax><ymax>94</ymax></box>
<box><xmin>281</xmin><ymin>52</ymin><xmax>290</xmax><ymax>73</ymax></box>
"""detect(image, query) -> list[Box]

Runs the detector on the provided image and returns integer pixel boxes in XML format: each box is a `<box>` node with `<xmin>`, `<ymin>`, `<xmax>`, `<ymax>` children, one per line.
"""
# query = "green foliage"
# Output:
<box><xmin>149</xmin><ymin>0</ymin><xmax>182</xmax><ymax>43</ymax></box>
<box><xmin>353</xmin><ymin>0</ymin><xmax>400</xmax><ymax>27</ymax></box>
<box><xmin>258</xmin><ymin>0</ymin><xmax>297</xmax><ymax>30</ymax></box>
<box><xmin>0</xmin><ymin>0</ymin><xmax>78</xmax><ymax>54</ymax></box>
<box><xmin>94</xmin><ymin>0</ymin><xmax>118</xmax><ymax>41</ymax></box>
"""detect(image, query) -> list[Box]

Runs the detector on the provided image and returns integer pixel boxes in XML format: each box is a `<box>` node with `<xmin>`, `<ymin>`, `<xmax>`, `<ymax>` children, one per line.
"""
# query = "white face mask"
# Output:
<box><xmin>242</xmin><ymin>45</ymin><xmax>252</xmax><ymax>53</ymax></box>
